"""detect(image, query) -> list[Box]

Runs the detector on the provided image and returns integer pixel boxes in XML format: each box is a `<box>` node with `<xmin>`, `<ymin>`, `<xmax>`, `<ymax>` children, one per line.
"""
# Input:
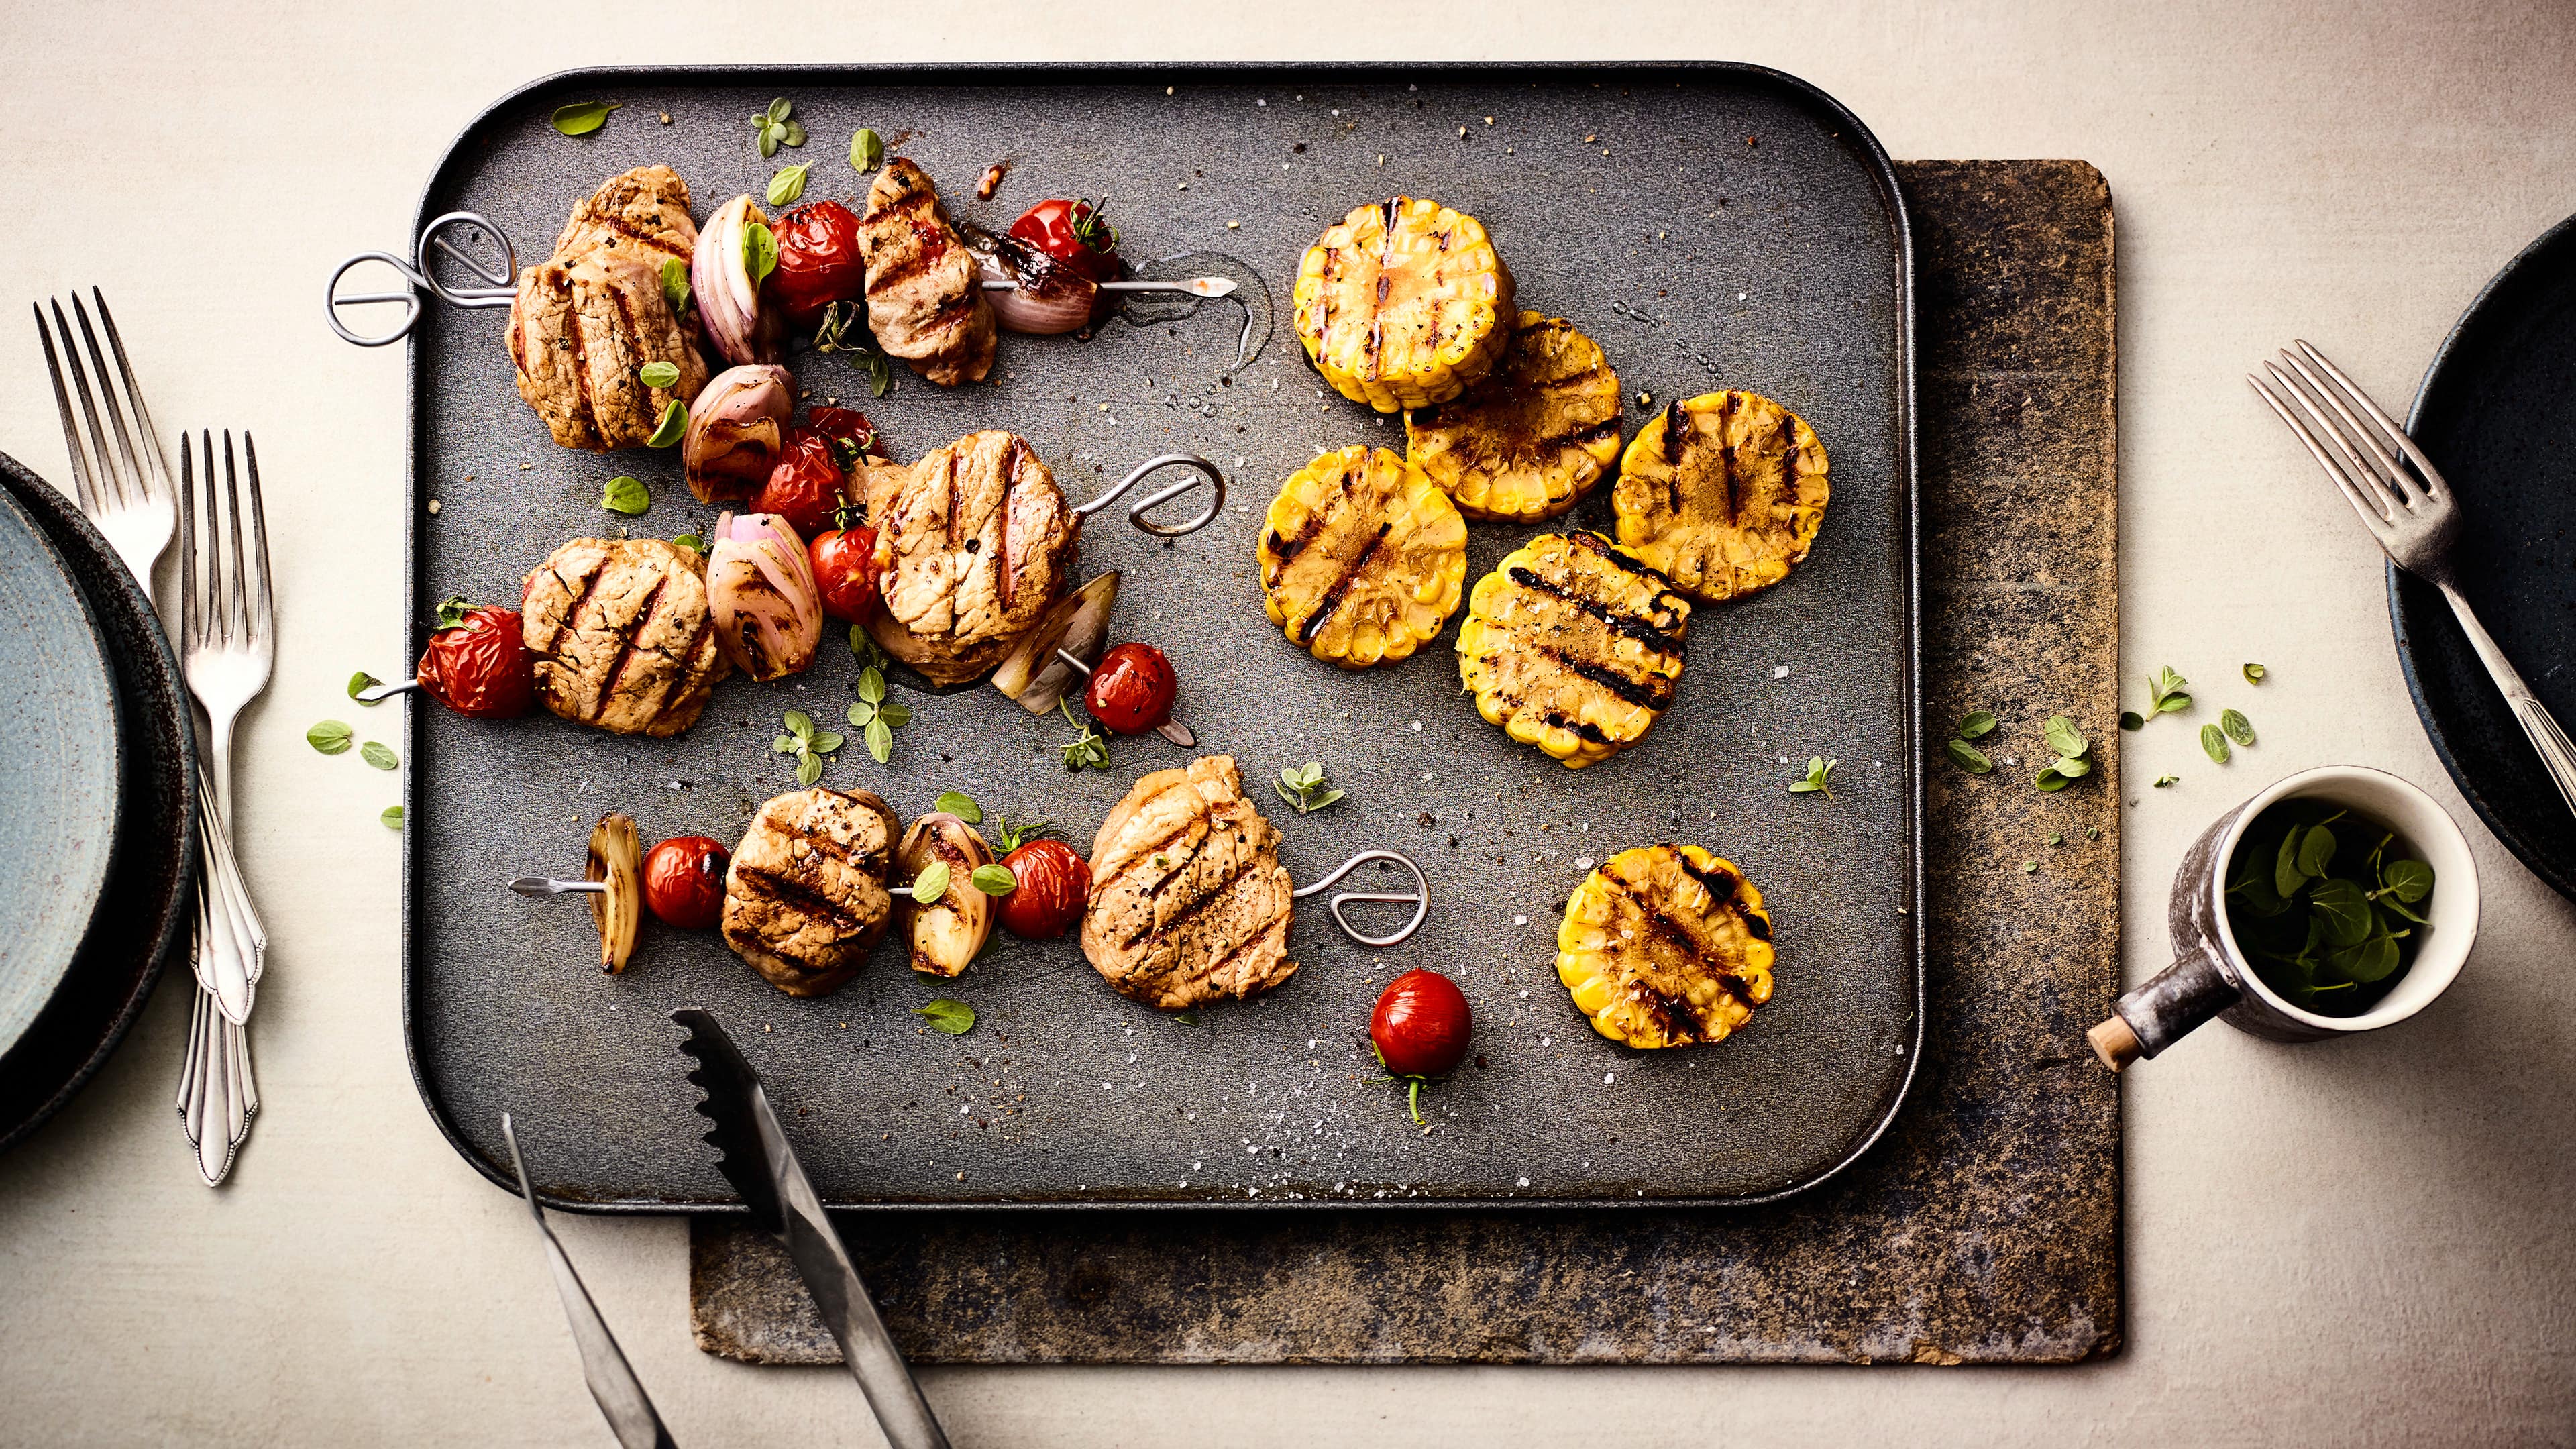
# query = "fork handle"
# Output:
<box><xmin>2439</xmin><ymin>582</ymin><xmax>2576</xmax><ymax>818</ymax></box>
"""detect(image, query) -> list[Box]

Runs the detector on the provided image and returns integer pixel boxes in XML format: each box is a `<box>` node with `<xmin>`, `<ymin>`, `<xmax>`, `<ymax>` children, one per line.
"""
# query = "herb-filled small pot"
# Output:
<box><xmin>2089</xmin><ymin>765</ymin><xmax>2479</xmax><ymax>1068</ymax></box>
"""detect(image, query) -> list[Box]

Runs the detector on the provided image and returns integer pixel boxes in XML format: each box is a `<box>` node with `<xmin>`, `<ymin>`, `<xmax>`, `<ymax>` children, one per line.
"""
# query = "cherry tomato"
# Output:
<box><xmin>1085</xmin><ymin>643</ymin><xmax>1177</xmax><ymax>735</ymax></box>
<box><xmin>416</xmin><ymin>603</ymin><xmax>534</xmax><ymax>719</ymax></box>
<box><xmin>994</xmin><ymin>839</ymin><xmax>1089</xmax><ymax>939</ymax></box>
<box><xmin>806</xmin><ymin>405</ymin><xmax>883</xmax><ymax>468</ymax></box>
<box><xmin>1370</xmin><ymin>969</ymin><xmax>1472</xmax><ymax>1078</ymax></box>
<box><xmin>751</xmin><ymin>427</ymin><xmax>849</xmax><ymax>540</ymax></box>
<box><xmin>810</xmin><ymin>520</ymin><xmax>882</xmax><ymax>624</ymax></box>
<box><xmin>643</xmin><ymin>836</ymin><xmax>730</xmax><ymax>931</ymax></box>
<box><xmin>1009</xmin><ymin>198</ymin><xmax>1120</xmax><ymax>284</ymax></box>
<box><xmin>770</xmin><ymin>201</ymin><xmax>867</xmax><ymax>331</ymax></box>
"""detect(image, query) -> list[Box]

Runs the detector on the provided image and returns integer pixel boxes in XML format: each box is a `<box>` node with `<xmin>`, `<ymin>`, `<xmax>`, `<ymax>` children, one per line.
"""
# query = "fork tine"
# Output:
<box><xmin>91</xmin><ymin>290</ymin><xmax>175</xmax><ymax>503</ymax></box>
<box><xmin>2248</xmin><ymin>370</ymin><xmax>2397</xmax><ymax>537</ymax></box>
<box><xmin>221</xmin><ymin>432</ymin><xmax>249</xmax><ymax>645</ymax></box>
<box><xmin>51</xmin><ymin>300</ymin><xmax>125</xmax><ymax>510</ymax></box>
<box><xmin>70</xmin><ymin>294</ymin><xmax>148</xmax><ymax>512</ymax></box>
<box><xmin>180</xmin><ymin>432</ymin><xmax>203</xmax><ymax>649</ymax></box>
<box><xmin>34</xmin><ymin>303</ymin><xmax>103</xmax><ymax>516</ymax></box>
<box><xmin>239</xmin><ymin>433</ymin><xmax>274</xmax><ymax>639</ymax></box>
<box><xmin>2275</xmin><ymin>348</ymin><xmax>2422</xmax><ymax>506</ymax></box>
<box><xmin>2262</xmin><ymin>361</ymin><xmax>2403</xmax><ymax>519</ymax></box>
<box><xmin>2294</xmin><ymin>339</ymin><xmax>2453</xmax><ymax>501</ymax></box>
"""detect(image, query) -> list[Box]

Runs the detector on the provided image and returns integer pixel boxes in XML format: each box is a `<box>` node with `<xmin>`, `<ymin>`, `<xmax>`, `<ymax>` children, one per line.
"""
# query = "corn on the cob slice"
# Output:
<box><xmin>1256</xmin><ymin>445</ymin><xmax>1468</xmax><ymax>669</ymax></box>
<box><xmin>1612</xmin><ymin>391</ymin><xmax>1829</xmax><ymax>604</ymax></box>
<box><xmin>1405</xmin><ymin>314</ymin><xmax>1623</xmax><ymax>521</ymax></box>
<box><xmin>1556</xmin><ymin>845</ymin><xmax>1775</xmax><ymax>1049</ymax></box>
<box><xmin>1293</xmin><ymin>196</ymin><xmax>1516</xmax><ymax>413</ymax></box>
<box><xmin>1457</xmin><ymin>532</ymin><xmax>1688</xmax><ymax>769</ymax></box>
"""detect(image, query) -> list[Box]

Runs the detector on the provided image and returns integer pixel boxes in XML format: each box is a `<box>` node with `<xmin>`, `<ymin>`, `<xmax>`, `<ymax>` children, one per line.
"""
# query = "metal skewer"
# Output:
<box><xmin>1293</xmin><ymin>851</ymin><xmax>1431</xmax><ymax>948</ymax></box>
<box><xmin>326</xmin><ymin>211</ymin><xmax>518</xmax><ymax>347</ymax></box>
<box><xmin>355</xmin><ymin>678</ymin><xmax>421</xmax><ymax>703</ymax></box>
<box><xmin>981</xmin><ymin>276</ymin><xmax>1237</xmax><ymax>297</ymax></box>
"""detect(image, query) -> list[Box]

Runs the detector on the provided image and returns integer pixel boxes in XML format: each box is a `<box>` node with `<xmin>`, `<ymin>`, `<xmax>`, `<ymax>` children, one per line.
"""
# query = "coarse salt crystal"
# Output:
<box><xmin>1513</xmin><ymin>915</ymin><xmax>1528</xmax><ymax>926</ymax></box>
<box><xmin>1773</xmin><ymin>665</ymin><xmax>1790</xmax><ymax>679</ymax></box>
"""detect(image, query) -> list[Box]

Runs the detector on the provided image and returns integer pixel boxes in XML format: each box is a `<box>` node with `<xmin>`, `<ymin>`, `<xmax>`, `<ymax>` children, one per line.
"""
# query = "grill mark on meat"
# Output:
<box><xmin>1536</xmin><ymin>645</ymin><xmax>1672</xmax><ymax>710</ymax></box>
<box><xmin>646</xmin><ymin>612</ymin><xmax>716</xmax><ymax>723</ymax></box>
<box><xmin>539</xmin><ymin>558</ymin><xmax>606</xmax><ymax>661</ymax></box>
<box><xmin>733</xmin><ymin>863</ymin><xmax>872</xmax><ymax>935</ymax></box>
<box><xmin>1295</xmin><ymin>523</ymin><xmax>1391</xmax><ymax>644</ymax></box>
<box><xmin>557</xmin><ymin>271</ymin><xmax>600</xmax><ymax>445</ymax></box>
<box><xmin>1192</xmin><ymin>914</ymin><xmax>1286</xmax><ymax>987</ymax></box>
<box><xmin>1505</xmin><ymin>566</ymin><xmax>1682</xmax><ymax>649</ymax></box>
<box><xmin>1122</xmin><ymin>858</ymin><xmax>1256</xmax><ymax>951</ymax></box>
<box><xmin>1097</xmin><ymin>820</ymin><xmax>1205</xmax><ymax>891</ymax></box>
<box><xmin>590</xmin><ymin>215</ymin><xmax>693</xmax><ymax>264</ymax></box>
<box><xmin>918</xmin><ymin>293</ymin><xmax>981</xmax><ymax>337</ymax></box>
<box><xmin>863</xmin><ymin>241</ymin><xmax>943</xmax><ymax>294</ymax></box>
<box><xmin>942</xmin><ymin>448</ymin><xmax>961</xmax><ymax>551</ymax></box>
<box><xmin>998</xmin><ymin>437</ymin><xmax>1036</xmax><ymax>612</ymax></box>
<box><xmin>594</xmin><ymin>574</ymin><xmax>667</xmax><ymax>706</ymax></box>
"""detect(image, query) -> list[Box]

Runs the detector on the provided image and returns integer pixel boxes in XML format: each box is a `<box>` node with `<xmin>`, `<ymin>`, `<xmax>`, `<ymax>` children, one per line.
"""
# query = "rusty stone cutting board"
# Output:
<box><xmin>689</xmin><ymin>158</ymin><xmax>2121</xmax><ymax>1366</ymax></box>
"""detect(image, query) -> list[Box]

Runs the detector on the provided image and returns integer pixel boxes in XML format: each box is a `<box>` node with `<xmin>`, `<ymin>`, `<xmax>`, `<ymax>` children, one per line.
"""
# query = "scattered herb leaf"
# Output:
<box><xmin>601</xmin><ymin>475</ymin><xmax>651</xmax><ymax>515</ymax></box>
<box><xmin>550</xmin><ymin>101</ymin><xmax>621</xmax><ymax>137</ymax></box>
<box><xmin>1275</xmin><ymin>761</ymin><xmax>1346</xmax><ymax>813</ymax></box>
<box><xmin>2036</xmin><ymin>765</ymin><xmax>2071</xmax><ymax>792</ymax></box>
<box><xmin>660</xmin><ymin>256</ymin><xmax>690</xmax><ymax>315</ymax></box>
<box><xmin>912</xmin><ymin>861</ymin><xmax>951</xmax><ymax>904</ymax></box>
<box><xmin>349</xmin><ymin>670</ymin><xmax>383</xmax><ymax>703</ymax></box>
<box><xmin>671</xmin><ymin>533</ymin><xmax>705</xmax><ymax>553</ymax></box>
<box><xmin>1945</xmin><ymin>739</ymin><xmax>1994</xmax><ymax>774</ymax></box>
<box><xmin>851</xmin><ymin>127</ymin><xmax>885</xmax><ymax>172</ymax></box>
<box><xmin>380</xmin><ymin>805</ymin><xmax>405</xmax><ymax>830</ymax></box>
<box><xmin>914</xmin><ymin>998</ymin><xmax>975</xmax><ymax>1035</ymax></box>
<box><xmin>970</xmin><ymin>863</ymin><xmax>1018</xmax><ymax>896</ymax></box>
<box><xmin>638</xmin><ymin>360</ymin><xmax>681</xmax><ymax>389</ymax></box>
<box><xmin>935</xmin><ymin>790</ymin><xmax>984</xmax><ymax>825</ymax></box>
<box><xmin>360</xmin><ymin>741</ymin><xmax>398</xmax><ymax>771</ymax></box>
<box><xmin>743</xmin><ymin>222</ymin><xmax>778</xmax><ymax>288</ymax></box>
<box><xmin>849</xmin><ymin>623</ymin><xmax>889</xmax><ymax>671</ymax></box>
<box><xmin>1788</xmin><ymin>756</ymin><xmax>1838</xmax><ymax>798</ymax></box>
<box><xmin>1171</xmin><ymin>1010</ymin><xmax>1201</xmax><ymax>1026</ymax></box>
<box><xmin>752</xmin><ymin>98</ymin><xmax>804</xmax><ymax>157</ymax></box>
<box><xmin>2021</xmin><ymin>859</ymin><xmax>2039</xmax><ymax>873</ymax></box>
<box><xmin>766</xmin><ymin>164</ymin><xmax>810</xmax><ymax>207</ymax></box>
<box><xmin>2244</xmin><ymin>663</ymin><xmax>2268</xmax><ymax>684</ymax></box>
<box><xmin>2120</xmin><ymin>711</ymin><xmax>2145</xmax><ymax>732</ymax></box>
<box><xmin>844</xmin><ymin>666</ymin><xmax>910</xmax><ymax>763</ymax></box>
<box><xmin>2153</xmin><ymin>775</ymin><xmax>2179</xmax><ymax>788</ymax></box>
<box><xmin>307</xmin><ymin>720</ymin><xmax>354</xmax><ymax>755</ymax></box>
<box><xmin>2222</xmin><ymin>708</ymin><xmax>2256</xmax><ymax>747</ymax></box>
<box><xmin>1956</xmin><ymin>710</ymin><xmax>1997</xmax><ymax>741</ymax></box>
<box><xmin>2043</xmin><ymin>714</ymin><xmax>2088</xmax><ymax>760</ymax></box>
<box><xmin>2046</xmin><ymin>832</ymin><xmax>2064</xmax><ymax>846</ymax></box>
<box><xmin>645</xmin><ymin>400</ymin><xmax>688</xmax><ymax>449</ymax></box>
<box><xmin>1059</xmin><ymin>697</ymin><xmax>1112</xmax><ymax>771</ymax></box>
<box><xmin>2201</xmin><ymin>723</ymin><xmax>2232</xmax><ymax>764</ymax></box>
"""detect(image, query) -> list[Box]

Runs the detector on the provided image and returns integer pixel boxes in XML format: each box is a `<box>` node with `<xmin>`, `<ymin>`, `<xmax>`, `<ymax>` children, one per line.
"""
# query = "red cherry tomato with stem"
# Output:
<box><xmin>994</xmin><ymin>839</ymin><xmax>1089</xmax><ymax>940</ymax></box>
<box><xmin>806</xmin><ymin>406</ymin><xmax>883</xmax><ymax>468</ymax></box>
<box><xmin>643</xmin><ymin>836</ymin><xmax>730</xmax><ymax>931</ymax></box>
<box><xmin>1085</xmin><ymin>642</ymin><xmax>1177</xmax><ymax>735</ymax></box>
<box><xmin>751</xmin><ymin>427</ymin><xmax>849</xmax><ymax>541</ymax></box>
<box><xmin>416</xmin><ymin>601</ymin><xmax>535</xmax><ymax>719</ymax></box>
<box><xmin>1371</xmin><ymin>969</ymin><xmax>1472</xmax><ymax>1122</ymax></box>
<box><xmin>1009</xmin><ymin>198</ymin><xmax>1120</xmax><ymax>284</ymax></box>
<box><xmin>810</xmin><ymin>513</ymin><xmax>882</xmax><ymax>625</ymax></box>
<box><xmin>769</xmin><ymin>201</ymin><xmax>868</xmax><ymax>331</ymax></box>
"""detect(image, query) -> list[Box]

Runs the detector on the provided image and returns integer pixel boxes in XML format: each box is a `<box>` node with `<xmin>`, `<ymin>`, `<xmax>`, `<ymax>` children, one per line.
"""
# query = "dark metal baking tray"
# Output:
<box><xmin>2396</xmin><ymin>209</ymin><xmax>2576</xmax><ymax>902</ymax></box>
<box><xmin>399</xmin><ymin>62</ymin><xmax>1918</xmax><ymax>1212</ymax></box>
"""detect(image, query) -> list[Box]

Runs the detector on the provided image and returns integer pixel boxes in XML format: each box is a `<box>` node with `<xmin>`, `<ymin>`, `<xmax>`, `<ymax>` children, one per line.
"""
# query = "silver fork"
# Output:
<box><xmin>36</xmin><ymin>292</ymin><xmax>268</xmax><ymax>1183</ymax></box>
<box><xmin>2250</xmin><ymin>340</ymin><xmax>2576</xmax><ymax>818</ymax></box>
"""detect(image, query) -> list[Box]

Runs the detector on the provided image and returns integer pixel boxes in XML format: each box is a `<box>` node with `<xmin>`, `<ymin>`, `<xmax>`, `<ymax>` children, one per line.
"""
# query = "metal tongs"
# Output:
<box><xmin>500</xmin><ymin>1114</ymin><xmax>676</xmax><ymax>1449</ymax></box>
<box><xmin>327</xmin><ymin>212</ymin><xmax>519</xmax><ymax>347</ymax></box>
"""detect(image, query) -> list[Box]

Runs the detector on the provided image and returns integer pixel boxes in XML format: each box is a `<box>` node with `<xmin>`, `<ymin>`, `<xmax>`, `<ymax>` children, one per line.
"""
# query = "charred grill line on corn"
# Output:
<box><xmin>1613</xmin><ymin>390</ymin><xmax>1829</xmax><ymax>605</ymax></box>
<box><xmin>1257</xmin><ymin>446</ymin><xmax>1468</xmax><ymax>669</ymax></box>
<box><xmin>1556</xmin><ymin>845</ymin><xmax>1775</xmax><ymax>1049</ymax></box>
<box><xmin>1293</xmin><ymin>196</ymin><xmax>1515</xmax><ymax>413</ymax></box>
<box><xmin>1405</xmin><ymin>314</ymin><xmax>1623</xmax><ymax>521</ymax></box>
<box><xmin>1458</xmin><ymin>532</ymin><xmax>1688</xmax><ymax>768</ymax></box>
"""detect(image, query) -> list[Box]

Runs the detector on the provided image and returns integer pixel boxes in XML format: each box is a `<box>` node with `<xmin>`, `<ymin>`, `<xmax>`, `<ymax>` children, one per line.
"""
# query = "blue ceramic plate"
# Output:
<box><xmin>2396</xmin><ymin>211</ymin><xmax>2576</xmax><ymax>902</ymax></box>
<box><xmin>0</xmin><ymin>483</ymin><xmax>121</xmax><ymax>1061</ymax></box>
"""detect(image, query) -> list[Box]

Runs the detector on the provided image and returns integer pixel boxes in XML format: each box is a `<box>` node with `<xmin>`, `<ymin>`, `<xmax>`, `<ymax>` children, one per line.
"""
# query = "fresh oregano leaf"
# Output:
<box><xmin>2275</xmin><ymin>827</ymin><xmax>2312</xmax><ymax>899</ymax></box>
<box><xmin>661</xmin><ymin>256</ymin><xmax>690</xmax><ymax>315</ymax></box>
<box><xmin>671</xmin><ymin>533</ymin><xmax>704</xmax><ymax>553</ymax></box>
<box><xmin>2043</xmin><ymin>715</ymin><xmax>2088</xmax><ymax>759</ymax></box>
<box><xmin>914</xmin><ymin>998</ymin><xmax>975</xmax><ymax>1035</ymax></box>
<box><xmin>970</xmin><ymin>863</ymin><xmax>1018</xmax><ymax>896</ymax></box>
<box><xmin>936</xmin><ymin>790</ymin><xmax>983</xmax><ymax>824</ymax></box>
<box><xmin>912</xmin><ymin>861</ymin><xmax>951</xmax><ymax>904</ymax></box>
<box><xmin>784</xmin><ymin>709</ymin><xmax>816</xmax><ymax>739</ymax></box>
<box><xmin>767</xmin><ymin>97</ymin><xmax>793</xmax><ymax>124</ymax></box>
<box><xmin>767</xmin><ymin>164</ymin><xmax>810</xmax><ymax>207</ymax></box>
<box><xmin>1945</xmin><ymin>739</ymin><xmax>1994</xmax><ymax>774</ymax></box>
<box><xmin>380</xmin><ymin>805</ymin><xmax>405</xmax><ymax>830</ymax></box>
<box><xmin>865</xmin><ymin>718</ymin><xmax>893</xmax><ymax>763</ymax></box>
<box><xmin>360</xmin><ymin>741</ymin><xmax>398</xmax><ymax>771</ymax></box>
<box><xmin>1788</xmin><ymin>757</ymin><xmax>1837</xmax><ymax>798</ymax></box>
<box><xmin>2120</xmin><ymin>711</ymin><xmax>2145</xmax><ymax>732</ymax></box>
<box><xmin>645</xmin><ymin>399</ymin><xmax>688</xmax><ymax>448</ymax></box>
<box><xmin>2035</xmin><ymin>765</ymin><xmax>2070</xmax><ymax>792</ymax></box>
<box><xmin>2221</xmin><ymin>708</ymin><xmax>2256</xmax><ymax>747</ymax></box>
<box><xmin>307</xmin><ymin>720</ymin><xmax>354</xmax><ymax>755</ymax></box>
<box><xmin>851</xmin><ymin>127</ymin><xmax>885</xmax><ymax>172</ymax></box>
<box><xmin>857</xmin><ymin>665</ymin><xmax>888</xmax><ymax>704</ymax></box>
<box><xmin>743</xmin><ymin>223</ymin><xmax>778</xmax><ymax>287</ymax></box>
<box><xmin>349</xmin><ymin>669</ymin><xmax>383</xmax><ymax>702</ymax></box>
<box><xmin>2051</xmin><ymin>754</ymin><xmax>2092</xmax><ymax>778</ymax></box>
<box><xmin>795</xmin><ymin>751</ymin><xmax>823</xmax><ymax>787</ymax></box>
<box><xmin>2153</xmin><ymin>775</ymin><xmax>2179</xmax><ymax>788</ymax></box>
<box><xmin>2243</xmin><ymin>663</ymin><xmax>2268</xmax><ymax>684</ymax></box>
<box><xmin>2200</xmin><ymin>723</ymin><xmax>2231</xmax><ymax>764</ymax></box>
<box><xmin>550</xmin><ymin>101</ymin><xmax>621</xmax><ymax>137</ymax></box>
<box><xmin>875</xmin><ymin>701</ymin><xmax>911</xmax><ymax>728</ymax></box>
<box><xmin>639</xmin><ymin>360</ymin><xmax>681</xmax><ymax>389</ymax></box>
<box><xmin>1957</xmin><ymin>711</ymin><xmax>1996</xmax><ymax>741</ymax></box>
<box><xmin>601</xmin><ymin>475</ymin><xmax>651</xmax><ymax>515</ymax></box>
<box><xmin>808</xmin><ymin>731</ymin><xmax>845</xmax><ymax>756</ymax></box>
<box><xmin>2309</xmin><ymin>877</ymin><xmax>2373</xmax><ymax>947</ymax></box>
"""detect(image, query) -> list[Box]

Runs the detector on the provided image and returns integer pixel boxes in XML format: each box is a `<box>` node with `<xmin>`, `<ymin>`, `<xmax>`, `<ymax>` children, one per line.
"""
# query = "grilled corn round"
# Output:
<box><xmin>1293</xmin><ymin>196</ymin><xmax>1516</xmax><ymax>413</ymax></box>
<box><xmin>1405</xmin><ymin>314</ymin><xmax>1623</xmax><ymax>522</ymax></box>
<box><xmin>1556</xmin><ymin>845</ymin><xmax>1775</xmax><ymax>1049</ymax></box>
<box><xmin>1457</xmin><ymin>532</ymin><xmax>1688</xmax><ymax>769</ymax></box>
<box><xmin>1257</xmin><ymin>445</ymin><xmax>1468</xmax><ymax>669</ymax></box>
<box><xmin>1612</xmin><ymin>391</ymin><xmax>1829</xmax><ymax>604</ymax></box>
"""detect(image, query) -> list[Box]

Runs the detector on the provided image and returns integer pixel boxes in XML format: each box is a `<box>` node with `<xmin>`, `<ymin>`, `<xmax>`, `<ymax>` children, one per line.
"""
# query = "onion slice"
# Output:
<box><xmin>965</xmin><ymin>227</ymin><xmax>1101</xmax><ymax>335</ymax></box>
<box><xmin>586</xmin><ymin>813</ymin><xmax>643</xmax><ymax>975</ymax></box>
<box><xmin>706</xmin><ymin>511</ymin><xmax>823</xmax><ymax>681</ymax></box>
<box><xmin>682</xmin><ymin>364</ymin><xmax>794</xmax><ymax>502</ymax></box>
<box><xmin>991</xmin><ymin>572</ymin><xmax>1120</xmax><ymax>714</ymax></box>
<box><xmin>693</xmin><ymin>196</ymin><xmax>786</xmax><ymax>365</ymax></box>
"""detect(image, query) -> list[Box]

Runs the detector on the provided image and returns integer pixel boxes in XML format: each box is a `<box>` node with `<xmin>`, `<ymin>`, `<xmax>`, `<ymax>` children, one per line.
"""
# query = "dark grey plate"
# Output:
<box><xmin>403</xmin><ymin>63</ymin><xmax>1918</xmax><ymax>1212</ymax></box>
<box><xmin>2397</xmin><ymin>211</ymin><xmax>2576</xmax><ymax>902</ymax></box>
<box><xmin>0</xmin><ymin>451</ymin><xmax>197</xmax><ymax>1156</ymax></box>
<box><xmin>0</xmin><ymin>481</ymin><xmax>120</xmax><ymax>1062</ymax></box>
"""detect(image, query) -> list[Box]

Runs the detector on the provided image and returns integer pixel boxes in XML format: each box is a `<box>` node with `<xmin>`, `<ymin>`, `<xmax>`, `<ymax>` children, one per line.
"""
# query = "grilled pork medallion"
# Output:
<box><xmin>722</xmin><ymin>789</ymin><xmax>900</xmax><ymax>998</ymax></box>
<box><xmin>857</xmin><ymin>158</ymin><xmax>996</xmax><ymax>386</ymax></box>
<box><xmin>506</xmin><ymin>166</ymin><xmax>711</xmax><ymax>450</ymax></box>
<box><xmin>1082</xmin><ymin>757</ymin><xmax>1297</xmax><ymax>1011</ymax></box>
<box><xmin>521</xmin><ymin>538</ymin><xmax>731</xmax><ymax>737</ymax></box>
<box><xmin>862</xmin><ymin>431</ymin><xmax>1079</xmax><ymax>685</ymax></box>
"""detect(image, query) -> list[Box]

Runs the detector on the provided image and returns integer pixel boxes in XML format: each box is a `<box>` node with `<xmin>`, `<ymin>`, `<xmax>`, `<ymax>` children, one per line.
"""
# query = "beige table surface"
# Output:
<box><xmin>4</xmin><ymin>1</ymin><xmax>2573</xmax><ymax>1444</ymax></box>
